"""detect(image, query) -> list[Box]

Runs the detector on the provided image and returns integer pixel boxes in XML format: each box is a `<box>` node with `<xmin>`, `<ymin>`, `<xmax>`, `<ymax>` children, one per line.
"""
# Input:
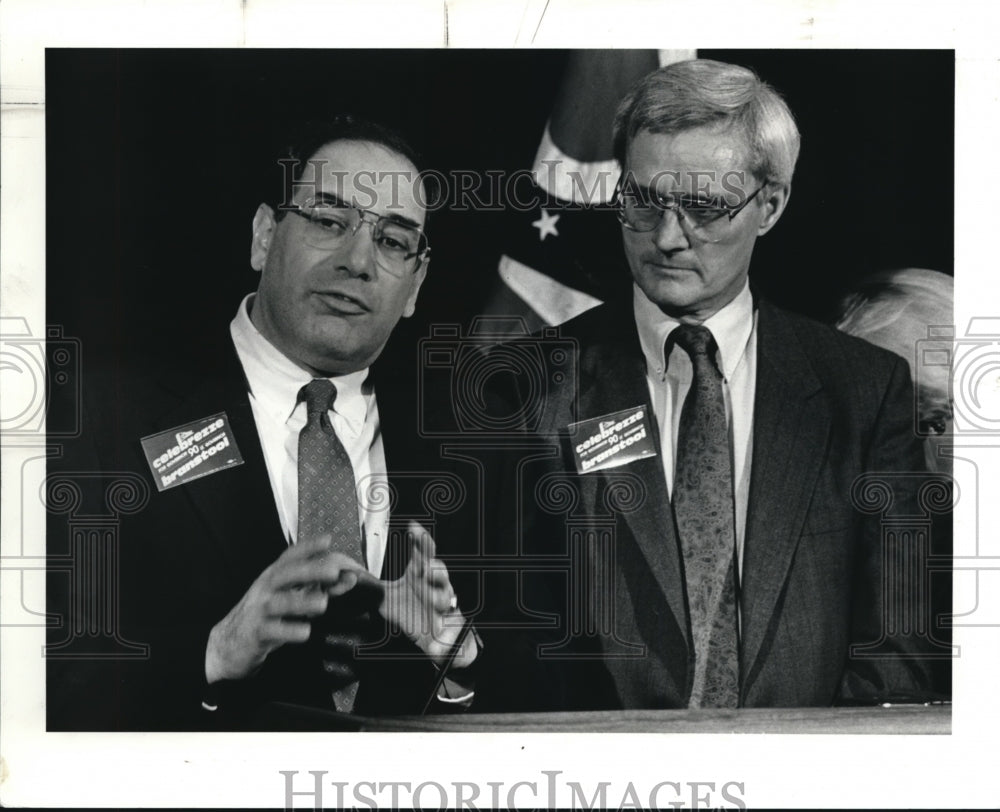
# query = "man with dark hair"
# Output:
<box><xmin>513</xmin><ymin>59</ymin><xmax>938</xmax><ymax>709</ymax></box>
<box><xmin>47</xmin><ymin>116</ymin><xmax>480</xmax><ymax>729</ymax></box>
<box><xmin>270</xmin><ymin>115</ymin><xmax>434</xmax><ymax>222</ymax></box>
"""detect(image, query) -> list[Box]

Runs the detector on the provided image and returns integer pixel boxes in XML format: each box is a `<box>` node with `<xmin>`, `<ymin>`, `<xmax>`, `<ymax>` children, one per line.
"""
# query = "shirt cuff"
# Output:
<box><xmin>437</xmin><ymin>678</ymin><xmax>475</xmax><ymax>705</ymax></box>
<box><xmin>432</xmin><ymin>625</ymin><xmax>482</xmax><ymax>706</ymax></box>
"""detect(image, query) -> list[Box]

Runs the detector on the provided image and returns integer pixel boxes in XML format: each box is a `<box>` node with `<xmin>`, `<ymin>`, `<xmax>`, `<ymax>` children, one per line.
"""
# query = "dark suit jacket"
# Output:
<box><xmin>505</xmin><ymin>295</ymin><xmax>940</xmax><ymax>709</ymax></box>
<box><xmin>46</xmin><ymin>329</ymin><xmax>480</xmax><ymax>730</ymax></box>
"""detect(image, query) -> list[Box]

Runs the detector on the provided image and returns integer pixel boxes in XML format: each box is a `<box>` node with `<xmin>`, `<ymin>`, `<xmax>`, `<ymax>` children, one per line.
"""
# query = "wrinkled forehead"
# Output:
<box><xmin>625</xmin><ymin>125</ymin><xmax>754</xmax><ymax>194</ymax></box>
<box><xmin>292</xmin><ymin>138</ymin><xmax>426</xmax><ymax>225</ymax></box>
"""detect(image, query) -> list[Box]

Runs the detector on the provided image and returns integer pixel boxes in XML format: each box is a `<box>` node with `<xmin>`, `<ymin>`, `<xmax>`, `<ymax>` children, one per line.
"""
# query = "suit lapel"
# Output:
<box><xmin>570</xmin><ymin>308</ymin><xmax>690</xmax><ymax>651</ymax></box>
<box><xmin>740</xmin><ymin>301</ymin><xmax>830</xmax><ymax>688</ymax></box>
<box><xmin>156</xmin><ymin>344</ymin><xmax>416</xmax><ymax>587</ymax></box>
<box><xmin>151</xmin><ymin>343</ymin><xmax>286</xmax><ymax>590</ymax></box>
<box><xmin>368</xmin><ymin>358</ymin><xmax>417</xmax><ymax>582</ymax></box>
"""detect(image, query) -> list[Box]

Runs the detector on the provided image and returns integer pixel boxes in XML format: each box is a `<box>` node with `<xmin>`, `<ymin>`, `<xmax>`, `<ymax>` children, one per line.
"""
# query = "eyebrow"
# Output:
<box><xmin>623</xmin><ymin>183</ymin><xmax>730</xmax><ymax>207</ymax></box>
<box><xmin>310</xmin><ymin>191</ymin><xmax>424</xmax><ymax>231</ymax></box>
<box><xmin>311</xmin><ymin>191</ymin><xmax>350</xmax><ymax>208</ymax></box>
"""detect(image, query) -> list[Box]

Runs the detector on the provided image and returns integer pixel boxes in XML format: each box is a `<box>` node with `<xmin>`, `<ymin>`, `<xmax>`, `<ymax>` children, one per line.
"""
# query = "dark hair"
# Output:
<box><xmin>612</xmin><ymin>59</ymin><xmax>800</xmax><ymax>185</ymax></box>
<box><xmin>270</xmin><ymin>114</ymin><xmax>436</xmax><ymax>226</ymax></box>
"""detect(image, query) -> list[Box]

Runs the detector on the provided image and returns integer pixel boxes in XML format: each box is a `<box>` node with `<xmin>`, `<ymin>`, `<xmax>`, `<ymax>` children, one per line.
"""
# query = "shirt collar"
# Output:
<box><xmin>633</xmin><ymin>279</ymin><xmax>755</xmax><ymax>382</ymax></box>
<box><xmin>230</xmin><ymin>293</ymin><xmax>370</xmax><ymax>433</ymax></box>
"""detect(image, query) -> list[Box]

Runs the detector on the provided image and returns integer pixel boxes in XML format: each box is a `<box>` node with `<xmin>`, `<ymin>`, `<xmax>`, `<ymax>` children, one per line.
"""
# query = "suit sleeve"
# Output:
<box><xmin>45</xmin><ymin>375</ymin><xmax>265</xmax><ymax>730</ymax></box>
<box><xmin>838</xmin><ymin>355</ymin><xmax>939</xmax><ymax>702</ymax></box>
<box><xmin>45</xmin><ymin>384</ymin><xmax>208</xmax><ymax>730</ymax></box>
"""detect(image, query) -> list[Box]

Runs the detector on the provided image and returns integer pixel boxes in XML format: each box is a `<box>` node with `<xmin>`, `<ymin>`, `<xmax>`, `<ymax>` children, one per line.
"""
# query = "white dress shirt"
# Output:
<box><xmin>633</xmin><ymin>279</ymin><xmax>758</xmax><ymax>570</ymax></box>
<box><xmin>229</xmin><ymin>294</ymin><xmax>389</xmax><ymax>577</ymax></box>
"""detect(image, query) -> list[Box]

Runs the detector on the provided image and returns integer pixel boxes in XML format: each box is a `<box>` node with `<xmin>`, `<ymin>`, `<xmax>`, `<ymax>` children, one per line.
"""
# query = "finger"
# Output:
<box><xmin>330</xmin><ymin>564</ymin><xmax>383</xmax><ymax>595</ymax></box>
<box><xmin>258</xmin><ymin>617</ymin><xmax>312</xmax><ymax>646</ymax></box>
<box><xmin>429</xmin><ymin>585</ymin><xmax>457</xmax><ymax>613</ymax></box>
<box><xmin>269</xmin><ymin>552</ymin><xmax>366</xmax><ymax>591</ymax></box>
<box><xmin>313</xmin><ymin>552</ymin><xmax>371</xmax><ymax>584</ymax></box>
<box><xmin>402</xmin><ymin>542</ymin><xmax>425</xmax><ymax>581</ymax></box>
<box><xmin>266</xmin><ymin>588</ymin><xmax>329</xmax><ymax>618</ymax></box>
<box><xmin>407</xmin><ymin>519</ymin><xmax>436</xmax><ymax>560</ymax></box>
<box><xmin>424</xmin><ymin>558</ymin><xmax>452</xmax><ymax>590</ymax></box>
<box><xmin>272</xmin><ymin>536</ymin><xmax>360</xmax><ymax>577</ymax></box>
<box><xmin>258</xmin><ymin>541</ymin><xmax>326</xmax><ymax>589</ymax></box>
<box><xmin>267</xmin><ymin>558</ymin><xmax>337</xmax><ymax>590</ymax></box>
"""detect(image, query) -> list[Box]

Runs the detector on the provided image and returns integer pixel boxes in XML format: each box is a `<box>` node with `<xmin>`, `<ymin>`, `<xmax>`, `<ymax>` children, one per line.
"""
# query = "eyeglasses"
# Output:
<box><xmin>286</xmin><ymin>196</ymin><xmax>430</xmax><ymax>275</ymax></box>
<box><xmin>614</xmin><ymin>179</ymin><xmax>768</xmax><ymax>244</ymax></box>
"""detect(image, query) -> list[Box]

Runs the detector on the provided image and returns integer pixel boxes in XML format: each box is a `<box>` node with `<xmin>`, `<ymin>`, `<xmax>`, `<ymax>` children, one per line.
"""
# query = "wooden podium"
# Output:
<box><xmin>254</xmin><ymin>702</ymin><xmax>950</xmax><ymax>734</ymax></box>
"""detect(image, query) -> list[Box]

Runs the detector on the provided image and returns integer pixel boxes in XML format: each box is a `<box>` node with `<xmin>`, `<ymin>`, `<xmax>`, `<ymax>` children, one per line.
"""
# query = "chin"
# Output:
<box><xmin>314</xmin><ymin>336</ymin><xmax>387</xmax><ymax>376</ymax></box>
<box><xmin>637</xmin><ymin>278</ymin><xmax>698</xmax><ymax>313</ymax></box>
<box><xmin>297</xmin><ymin>339</ymin><xmax>357</xmax><ymax>376</ymax></box>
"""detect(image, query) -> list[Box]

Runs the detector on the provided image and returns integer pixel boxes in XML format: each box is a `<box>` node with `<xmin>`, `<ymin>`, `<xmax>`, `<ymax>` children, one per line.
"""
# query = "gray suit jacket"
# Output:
<box><xmin>510</xmin><ymin>296</ymin><xmax>940</xmax><ymax>708</ymax></box>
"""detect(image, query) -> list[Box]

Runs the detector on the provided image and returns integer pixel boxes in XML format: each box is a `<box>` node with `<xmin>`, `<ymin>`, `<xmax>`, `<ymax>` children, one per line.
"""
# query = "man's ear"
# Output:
<box><xmin>757</xmin><ymin>182</ymin><xmax>791</xmax><ymax>237</ymax></box>
<box><xmin>401</xmin><ymin>261</ymin><xmax>429</xmax><ymax>319</ymax></box>
<box><xmin>250</xmin><ymin>203</ymin><xmax>276</xmax><ymax>271</ymax></box>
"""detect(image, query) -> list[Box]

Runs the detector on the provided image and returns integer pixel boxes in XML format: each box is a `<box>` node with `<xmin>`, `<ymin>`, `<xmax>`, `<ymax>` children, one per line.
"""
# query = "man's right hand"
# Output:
<box><xmin>205</xmin><ymin>535</ymin><xmax>371</xmax><ymax>683</ymax></box>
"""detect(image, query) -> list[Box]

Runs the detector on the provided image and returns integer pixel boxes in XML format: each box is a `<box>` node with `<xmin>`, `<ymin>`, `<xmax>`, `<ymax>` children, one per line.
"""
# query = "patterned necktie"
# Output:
<box><xmin>297</xmin><ymin>379</ymin><xmax>361</xmax><ymax>553</ymax></box>
<box><xmin>670</xmin><ymin>324</ymin><xmax>740</xmax><ymax>708</ymax></box>
<box><xmin>297</xmin><ymin>378</ymin><xmax>362</xmax><ymax>713</ymax></box>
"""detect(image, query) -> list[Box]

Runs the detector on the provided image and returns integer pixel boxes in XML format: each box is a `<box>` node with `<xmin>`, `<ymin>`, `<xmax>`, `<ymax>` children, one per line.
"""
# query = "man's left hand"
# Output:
<box><xmin>378</xmin><ymin>520</ymin><xmax>477</xmax><ymax>669</ymax></box>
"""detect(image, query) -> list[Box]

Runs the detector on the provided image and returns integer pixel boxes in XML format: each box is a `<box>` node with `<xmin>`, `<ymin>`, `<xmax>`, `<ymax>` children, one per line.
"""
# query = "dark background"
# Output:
<box><xmin>46</xmin><ymin>49</ymin><xmax>954</xmax><ymax>372</ymax></box>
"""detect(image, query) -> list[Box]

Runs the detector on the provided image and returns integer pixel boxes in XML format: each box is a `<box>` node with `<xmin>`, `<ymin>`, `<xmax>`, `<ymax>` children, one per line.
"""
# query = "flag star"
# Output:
<box><xmin>532</xmin><ymin>209</ymin><xmax>560</xmax><ymax>241</ymax></box>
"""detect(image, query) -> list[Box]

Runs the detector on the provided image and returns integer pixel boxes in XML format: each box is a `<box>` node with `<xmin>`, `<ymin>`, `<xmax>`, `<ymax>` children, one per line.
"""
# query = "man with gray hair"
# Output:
<box><xmin>836</xmin><ymin>268</ymin><xmax>954</xmax><ymax>475</ymax></box>
<box><xmin>836</xmin><ymin>267</ymin><xmax>954</xmax><ymax>697</ymax></box>
<box><xmin>515</xmin><ymin>59</ymin><xmax>937</xmax><ymax>709</ymax></box>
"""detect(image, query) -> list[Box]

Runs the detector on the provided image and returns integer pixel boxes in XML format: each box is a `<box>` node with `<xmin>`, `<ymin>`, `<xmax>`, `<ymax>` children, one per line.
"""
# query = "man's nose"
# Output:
<box><xmin>652</xmin><ymin>208</ymin><xmax>690</xmax><ymax>253</ymax></box>
<box><xmin>339</xmin><ymin>221</ymin><xmax>378</xmax><ymax>280</ymax></box>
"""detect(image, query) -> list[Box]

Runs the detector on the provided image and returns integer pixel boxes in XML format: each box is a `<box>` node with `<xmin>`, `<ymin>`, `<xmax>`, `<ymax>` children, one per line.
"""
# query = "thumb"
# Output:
<box><xmin>328</xmin><ymin>568</ymin><xmax>359</xmax><ymax>597</ymax></box>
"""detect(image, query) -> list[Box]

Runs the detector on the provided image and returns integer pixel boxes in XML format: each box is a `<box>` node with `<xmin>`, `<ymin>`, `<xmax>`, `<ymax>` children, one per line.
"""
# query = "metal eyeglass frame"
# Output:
<box><xmin>286</xmin><ymin>198</ymin><xmax>430</xmax><ymax>273</ymax></box>
<box><xmin>614</xmin><ymin>179</ymin><xmax>769</xmax><ymax>243</ymax></box>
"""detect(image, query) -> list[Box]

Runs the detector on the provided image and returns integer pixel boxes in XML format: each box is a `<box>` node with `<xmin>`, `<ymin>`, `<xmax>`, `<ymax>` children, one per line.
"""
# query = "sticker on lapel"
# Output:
<box><xmin>141</xmin><ymin>412</ymin><xmax>244</xmax><ymax>492</ymax></box>
<box><xmin>568</xmin><ymin>406</ymin><xmax>656</xmax><ymax>474</ymax></box>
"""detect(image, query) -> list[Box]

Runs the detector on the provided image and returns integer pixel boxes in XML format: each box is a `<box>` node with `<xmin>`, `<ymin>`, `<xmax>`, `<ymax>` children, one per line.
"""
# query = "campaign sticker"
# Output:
<box><xmin>141</xmin><ymin>412</ymin><xmax>244</xmax><ymax>492</ymax></box>
<box><xmin>568</xmin><ymin>406</ymin><xmax>656</xmax><ymax>474</ymax></box>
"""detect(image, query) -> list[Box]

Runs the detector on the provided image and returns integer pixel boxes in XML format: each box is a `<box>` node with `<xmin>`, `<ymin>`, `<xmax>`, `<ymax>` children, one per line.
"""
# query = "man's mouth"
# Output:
<box><xmin>646</xmin><ymin>261</ymin><xmax>697</xmax><ymax>273</ymax></box>
<box><xmin>314</xmin><ymin>290</ymin><xmax>370</xmax><ymax>314</ymax></box>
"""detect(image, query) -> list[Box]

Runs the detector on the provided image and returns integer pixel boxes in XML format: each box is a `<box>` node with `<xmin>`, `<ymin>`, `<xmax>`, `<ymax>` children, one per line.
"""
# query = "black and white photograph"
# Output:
<box><xmin>1</xmin><ymin>2</ymin><xmax>998</xmax><ymax>809</ymax></box>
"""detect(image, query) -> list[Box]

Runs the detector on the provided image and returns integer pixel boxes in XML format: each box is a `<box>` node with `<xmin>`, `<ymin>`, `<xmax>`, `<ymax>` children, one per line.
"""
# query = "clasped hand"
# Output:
<box><xmin>205</xmin><ymin>521</ymin><xmax>475</xmax><ymax>683</ymax></box>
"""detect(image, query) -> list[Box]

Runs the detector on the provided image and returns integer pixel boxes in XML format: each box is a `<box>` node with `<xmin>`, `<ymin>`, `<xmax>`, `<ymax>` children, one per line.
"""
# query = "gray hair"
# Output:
<box><xmin>836</xmin><ymin>268</ymin><xmax>954</xmax><ymax>401</ymax></box>
<box><xmin>612</xmin><ymin>58</ymin><xmax>801</xmax><ymax>185</ymax></box>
